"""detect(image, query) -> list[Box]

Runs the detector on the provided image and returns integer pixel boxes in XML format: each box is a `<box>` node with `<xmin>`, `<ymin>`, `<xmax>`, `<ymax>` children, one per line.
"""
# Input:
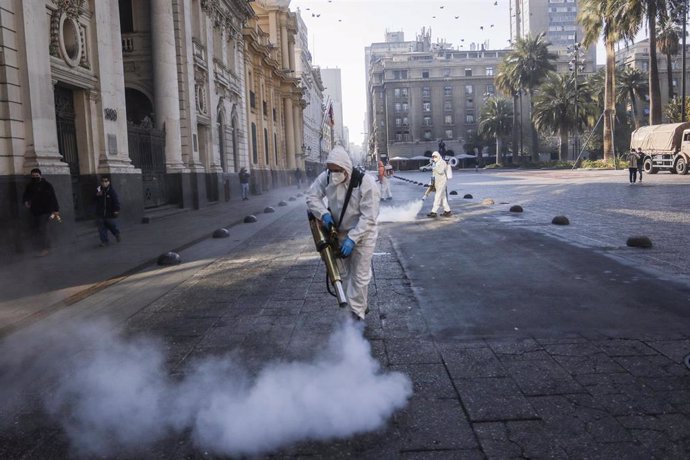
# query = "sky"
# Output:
<box><xmin>290</xmin><ymin>0</ymin><xmax>615</xmax><ymax>147</ymax></box>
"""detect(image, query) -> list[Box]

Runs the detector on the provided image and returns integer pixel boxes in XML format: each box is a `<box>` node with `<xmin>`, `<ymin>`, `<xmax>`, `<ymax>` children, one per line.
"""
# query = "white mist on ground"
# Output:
<box><xmin>378</xmin><ymin>200</ymin><xmax>424</xmax><ymax>223</ymax></box>
<box><xmin>0</xmin><ymin>318</ymin><xmax>412</xmax><ymax>457</ymax></box>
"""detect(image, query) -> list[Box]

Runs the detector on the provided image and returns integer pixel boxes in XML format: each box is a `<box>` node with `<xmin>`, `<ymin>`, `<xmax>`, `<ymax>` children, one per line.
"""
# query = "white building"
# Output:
<box><xmin>320</xmin><ymin>68</ymin><xmax>346</xmax><ymax>146</ymax></box>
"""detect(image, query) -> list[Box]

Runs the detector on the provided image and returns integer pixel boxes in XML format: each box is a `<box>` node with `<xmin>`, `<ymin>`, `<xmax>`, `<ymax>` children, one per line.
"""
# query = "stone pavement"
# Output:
<box><xmin>1</xmin><ymin>170</ymin><xmax>689</xmax><ymax>458</ymax></box>
<box><xmin>0</xmin><ymin>184</ymin><xmax>306</xmax><ymax>338</ymax></box>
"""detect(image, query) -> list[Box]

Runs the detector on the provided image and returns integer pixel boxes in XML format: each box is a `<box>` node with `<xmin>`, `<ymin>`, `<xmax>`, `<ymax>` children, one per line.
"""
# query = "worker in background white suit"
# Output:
<box><xmin>427</xmin><ymin>151</ymin><xmax>452</xmax><ymax>218</ymax></box>
<box><xmin>306</xmin><ymin>146</ymin><xmax>380</xmax><ymax>320</ymax></box>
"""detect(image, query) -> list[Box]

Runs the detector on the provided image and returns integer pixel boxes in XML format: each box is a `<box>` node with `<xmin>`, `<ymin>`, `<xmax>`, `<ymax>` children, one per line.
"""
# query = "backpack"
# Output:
<box><xmin>445</xmin><ymin>162</ymin><xmax>453</xmax><ymax>179</ymax></box>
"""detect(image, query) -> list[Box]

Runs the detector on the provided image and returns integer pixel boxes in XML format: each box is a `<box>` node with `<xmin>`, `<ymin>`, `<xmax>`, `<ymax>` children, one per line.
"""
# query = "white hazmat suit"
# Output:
<box><xmin>430</xmin><ymin>151</ymin><xmax>451</xmax><ymax>215</ymax></box>
<box><xmin>306</xmin><ymin>146</ymin><xmax>380</xmax><ymax>319</ymax></box>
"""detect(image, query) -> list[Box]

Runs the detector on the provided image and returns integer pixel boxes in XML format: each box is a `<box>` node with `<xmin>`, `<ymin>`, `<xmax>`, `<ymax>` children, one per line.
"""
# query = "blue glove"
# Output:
<box><xmin>321</xmin><ymin>213</ymin><xmax>334</xmax><ymax>231</ymax></box>
<box><xmin>340</xmin><ymin>237</ymin><xmax>356</xmax><ymax>257</ymax></box>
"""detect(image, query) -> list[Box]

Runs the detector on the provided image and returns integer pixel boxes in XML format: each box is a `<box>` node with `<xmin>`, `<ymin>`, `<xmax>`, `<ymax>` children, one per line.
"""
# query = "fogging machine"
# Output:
<box><xmin>307</xmin><ymin>211</ymin><xmax>348</xmax><ymax>307</ymax></box>
<box><xmin>422</xmin><ymin>176</ymin><xmax>435</xmax><ymax>200</ymax></box>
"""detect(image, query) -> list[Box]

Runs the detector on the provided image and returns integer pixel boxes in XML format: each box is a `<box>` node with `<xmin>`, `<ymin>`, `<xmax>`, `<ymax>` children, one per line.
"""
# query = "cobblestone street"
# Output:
<box><xmin>1</xmin><ymin>170</ymin><xmax>689</xmax><ymax>458</ymax></box>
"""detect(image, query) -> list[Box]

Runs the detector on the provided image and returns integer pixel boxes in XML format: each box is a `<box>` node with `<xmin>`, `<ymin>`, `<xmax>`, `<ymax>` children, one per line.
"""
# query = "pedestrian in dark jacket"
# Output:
<box><xmin>239</xmin><ymin>167</ymin><xmax>250</xmax><ymax>200</ymax></box>
<box><xmin>95</xmin><ymin>175</ymin><xmax>121</xmax><ymax>246</ymax></box>
<box><xmin>636</xmin><ymin>148</ymin><xmax>645</xmax><ymax>183</ymax></box>
<box><xmin>22</xmin><ymin>168</ymin><xmax>60</xmax><ymax>255</ymax></box>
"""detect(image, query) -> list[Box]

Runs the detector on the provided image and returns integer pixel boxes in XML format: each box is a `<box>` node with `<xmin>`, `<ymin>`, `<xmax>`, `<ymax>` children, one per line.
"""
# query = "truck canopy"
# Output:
<box><xmin>630</xmin><ymin>122</ymin><xmax>690</xmax><ymax>153</ymax></box>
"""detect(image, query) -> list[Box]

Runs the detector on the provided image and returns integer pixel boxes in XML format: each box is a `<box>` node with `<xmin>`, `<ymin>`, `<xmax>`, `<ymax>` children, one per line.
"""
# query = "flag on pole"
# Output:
<box><xmin>325</xmin><ymin>101</ymin><xmax>335</xmax><ymax>128</ymax></box>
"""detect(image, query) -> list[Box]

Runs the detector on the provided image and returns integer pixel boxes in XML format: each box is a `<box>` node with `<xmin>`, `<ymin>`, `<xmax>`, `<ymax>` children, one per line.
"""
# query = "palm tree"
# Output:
<box><xmin>579</xmin><ymin>0</ymin><xmax>637</xmax><ymax>161</ymax></box>
<box><xmin>495</xmin><ymin>65</ymin><xmax>521</xmax><ymax>162</ymax></box>
<box><xmin>617</xmin><ymin>66</ymin><xmax>649</xmax><ymax>129</ymax></box>
<box><xmin>656</xmin><ymin>12</ymin><xmax>681</xmax><ymax>100</ymax></box>
<box><xmin>504</xmin><ymin>33</ymin><xmax>557</xmax><ymax>161</ymax></box>
<box><xmin>533</xmin><ymin>72</ymin><xmax>594</xmax><ymax>161</ymax></box>
<box><xmin>478</xmin><ymin>96</ymin><xmax>513</xmax><ymax>166</ymax></box>
<box><xmin>621</xmin><ymin>0</ymin><xmax>668</xmax><ymax>124</ymax></box>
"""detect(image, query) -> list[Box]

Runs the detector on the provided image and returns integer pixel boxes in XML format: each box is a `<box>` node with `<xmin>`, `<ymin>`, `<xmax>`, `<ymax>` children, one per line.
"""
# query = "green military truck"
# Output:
<box><xmin>629</xmin><ymin>122</ymin><xmax>690</xmax><ymax>174</ymax></box>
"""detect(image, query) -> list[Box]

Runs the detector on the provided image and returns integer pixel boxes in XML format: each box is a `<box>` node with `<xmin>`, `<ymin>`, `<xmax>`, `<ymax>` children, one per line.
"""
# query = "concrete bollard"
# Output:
<box><xmin>552</xmin><ymin>216</ymin><xmax>570</xmax><ymax>225</ymax></box>
<box><xmin>510</xmin><ymin>205</ymin><xmax>523</xmax><ymax>213</ymax></box>
<box><xmin>244</xmin><ymin>215</ymin><xmax>258</xmax><ymax>223</ymax></box>
<box><xmin>212</xmin><ymin>228</ymin><xmax>230</xmax><ymax>238</ymax></box>
<box><xmin>463</xmin><ymin>194</ymin><xmax>473</xmax><ymax>199</ymax></box>
<box><xmin>264</xmin><ymin>206</ymin><xmax>275</xmax><ymax>213</ymax></box>
<box><xmin>278</xmin><ymin>200</ymin><xmax>288</xmax><ymax>206</ymax></box>
<box><xmin>626</xmin><ymin>235</ymin><xmax>652</xmax><ymax>248</ymax></box>
<box><xmin>157</xmin><ymin>251</ymin><xmax>181</xmax><ymax>266</ymax></box>
<box><xmin>449</xmin><ymin>190</ymin><xmax>458</xmax><ymax>195</ymax></box>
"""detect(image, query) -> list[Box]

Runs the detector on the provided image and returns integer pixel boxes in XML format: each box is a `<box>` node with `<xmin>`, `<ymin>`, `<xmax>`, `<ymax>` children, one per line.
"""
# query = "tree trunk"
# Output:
<box><xmin>629</xmin><ymin>89</ymin><xmax>640</xmax><ymax>130</ymax></box>
<box><xmin>667</xmin><ymin>51</ymin><xmax>674</xmax><ymax>100</ymax></box>
<box><xmin>496</xmin><ymin>137</ymin><xmax>503</xmax><ymax>166</ymax></box>
<box><xmin>648</xmin><ymin>5</ymin><xmax>662</xmax><ymax>124</ymax></box>
<box><xmin>529</xmin><ymin>92</ymin><xmax>539</xmax><ymax>162</ymax></box>
<box><xmin>603</xmin><ymin>38</ymin><xmax>616</xmax><ymax>162</ymax></box>
<box><xmin>512</xmin><ymin>94</ymin><xmax>519</xmax><ymax>164</ymax></box>
<box><xmin>559</xmin><ymin>129</ymin><xmax>568</xmax><ymax>161</ymax></box>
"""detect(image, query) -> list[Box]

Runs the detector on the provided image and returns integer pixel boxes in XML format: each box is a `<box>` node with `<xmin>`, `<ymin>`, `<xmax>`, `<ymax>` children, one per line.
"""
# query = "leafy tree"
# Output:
<box><xmin>665</xmin><ymin>96</ymin><xmax>690</xmax><ymax>121</ymax></box>
<box><xmin>499</xmin><ymin>33</ymin><xmax>557</xmax><ymax>161</ymax></box>
<box><xmin>533</xmin><ymin>72</ymin><xmax>594</xmax><ymax>161</ymax></box>
<box><xmin>656</xmin><ymin>13</ymin><xmax>681</xmax><ymax>100</ymax></box>
<box><xmin>579</xmin><ymin>0</ymin><xmax>637</xmax><ymax>161</ymax></box>
<box><xmin>478</xmin><ymin>96</ymin><xmax>513</xmax><ymax>165</ymax></box>
<box><xmin>617</xmin><ymin>66</ymin><xmax>649</xmax><ymax>129</ymax></box>
<box><xmin>620</xmin><ymin>0</ymin><xmax>669</xmax><ymax>124</ymax></box>
<box><xmin>584</xmin><ymin>69</ymin><xmax>635</xmax><ymax>159</ymax></box>
<box><xmin>495</xmin><ymin>64</ymin><xmax>522</xmax><ymax>162</ymax></box>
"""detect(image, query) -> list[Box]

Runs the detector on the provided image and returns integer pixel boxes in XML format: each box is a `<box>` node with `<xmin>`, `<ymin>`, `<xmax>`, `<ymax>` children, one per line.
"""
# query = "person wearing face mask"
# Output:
<box><xmin>22</xmin><ymin>168</ymin><xmax>60</xmax><ymax>256</ymax></box>
<box><xmin>95</xmin><ymin>175</ymin><xmax>122</xmax><ymax>247</ymax></box>
<box><xmin>306</xmin><ymin>145</ymin><xmax>381</xmax><ymax>321</ymax></box>
<box><xmin>427</xmin><ymin>151</ymin><xmax>451</xmax><ymax>218</ymax></box>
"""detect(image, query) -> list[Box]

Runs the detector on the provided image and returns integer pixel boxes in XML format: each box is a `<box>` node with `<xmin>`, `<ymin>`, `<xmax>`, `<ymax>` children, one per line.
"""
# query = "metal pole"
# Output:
<box><xmin>683</xmin><ymin>0</ymin><xmax>687</xmax><ymax>121</ymax></box>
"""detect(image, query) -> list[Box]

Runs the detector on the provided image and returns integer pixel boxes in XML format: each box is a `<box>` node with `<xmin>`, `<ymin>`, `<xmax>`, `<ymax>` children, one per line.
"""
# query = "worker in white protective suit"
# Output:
<box><xmin>427</xmin><ymin>151</ymin><xmax>452</xmax><ymax>218</ymax></box>
<box><xmin>306</xmin><ymin>146</ymin><xmax>381</xmax><ymax>321</ymax></box>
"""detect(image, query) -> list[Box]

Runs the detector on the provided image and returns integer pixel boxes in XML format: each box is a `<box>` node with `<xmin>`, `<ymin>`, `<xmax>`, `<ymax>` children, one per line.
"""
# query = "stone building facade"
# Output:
<box><xmin>0</xmin><ymin>0</ymin><xmax>309</xmax><ymax>257</ymax></box>
<box><xmin>367</xmin><ymin>30</ymin><xmax>509</xmax><ymax>160</ymax></box>
<box><xmin>294</xmin><ymin>9</ymin><xmax>324</xmax><ymax>178</ymax></box>
<box><xmin>244</xmin><ymin>0</ymin><xmax>304</xmax><ymax>192</ymax></box>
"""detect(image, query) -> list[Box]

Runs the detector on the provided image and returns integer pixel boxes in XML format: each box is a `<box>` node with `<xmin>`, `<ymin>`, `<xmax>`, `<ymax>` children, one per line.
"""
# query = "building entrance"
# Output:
<box><xmin>54</xmin><ymin>85</ymin><xmax>86</xmax><ymax>219</ymax></box>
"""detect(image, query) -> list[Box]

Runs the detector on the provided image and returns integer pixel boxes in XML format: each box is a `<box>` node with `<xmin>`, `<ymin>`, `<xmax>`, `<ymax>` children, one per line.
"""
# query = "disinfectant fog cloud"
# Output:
<box><xmin>0</xmin><ymin>319</ymin><xmax>412</xmax><ymax>457</ymax></box>
<box><xmin>378</xmin><ymin>200</ymin><xmax>424</xmax><ymax>223</ymax></box>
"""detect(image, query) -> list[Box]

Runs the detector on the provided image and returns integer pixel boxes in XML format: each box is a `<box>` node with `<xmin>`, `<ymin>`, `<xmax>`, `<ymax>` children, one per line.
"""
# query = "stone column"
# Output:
<box><xmin>280</xmin><ymin>20</ymin><xmax>290</xmax><ymax>69</ymax></box>
<box><xmin>284</xmin><ymin>97</ymin><xmax>295</xmax><ymax>169</ymax></box>
<box><xmin>293</xmin><ymin>102</ymin><xmax>302</xmax><ymax>167</ymax></box>
<box><xmin>18</xmin><ymin>2</ymin><xmax>66</xmax><ymax>174</ymax></box>
<box><xmin>151</xmin><ymin>0</ymin><xmax>184</xmax><ymax>171</ymax></box>
<box><xmin>92</xmin><ymin>0</ymin><xmax>136</xmax><ymax>173</ymax></box>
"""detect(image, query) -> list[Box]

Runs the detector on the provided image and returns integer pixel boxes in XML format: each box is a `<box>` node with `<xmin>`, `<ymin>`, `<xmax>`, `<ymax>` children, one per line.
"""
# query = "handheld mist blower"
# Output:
<box><xmin>422</xmin><ymin>175</ymin><xmax>435</xmax><ymax>201</ymax></box>
<box><xmin>307</xmin><ymin>211</ymin><xmax>348</xmax><ymax>307</ymax></box>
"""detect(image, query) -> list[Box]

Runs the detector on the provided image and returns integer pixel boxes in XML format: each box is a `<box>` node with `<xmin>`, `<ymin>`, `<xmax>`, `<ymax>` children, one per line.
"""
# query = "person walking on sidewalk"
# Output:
<box><xmin>626</xmin><ymin>149</ymin><xmax>639</xmax><ymax>184</ymax></box>
<box><xmin>22</xmin><ymin>168</ymin><xmax>60</xmax><ymax>256</ymax></box>
<box><xmin>239</xmin><ymin>167</ymin><xmax>250</xmax><ymax>200</ymax></box>
<box><xmin>95</xmin><ymin>175</ymin><xmax>121</xmax><ymax>246</ymax></box>
<box><xmin>427</xmin><ymin>151</ymin><xmax>452</xmax><ymax>217</ymax></box>
<box><xmin>306</xmin><ymin>145</ymin><xmax>380</xmax><ymax>321</ymax></box>
<box><xmin>636</xmin><ymin>148</ymin><xmax>645</xmax><ymax>183</ymax></box>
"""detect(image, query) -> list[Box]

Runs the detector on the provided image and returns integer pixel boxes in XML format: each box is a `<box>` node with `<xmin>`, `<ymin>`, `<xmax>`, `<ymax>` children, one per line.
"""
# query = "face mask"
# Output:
<box><xmin>31</xmin><ymin>177</ymin><xmax>40</xmax><ymax>183</ymax></box>
<box><xmin>330</xmin><ymin>172</ymin><xmax>346</xmax><ymax>184</ymax></box>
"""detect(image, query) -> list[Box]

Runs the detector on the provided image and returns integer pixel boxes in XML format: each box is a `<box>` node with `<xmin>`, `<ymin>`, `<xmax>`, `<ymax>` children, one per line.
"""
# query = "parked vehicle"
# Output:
<box><xmin>629</xmin><ymin>122</ymin><xmax>690</xmax><ymax>174</ymax></box>
<box><xmin>419</xmin><ymin>164</ymin><xmax>432</xmax><ymax>172</ymax></box>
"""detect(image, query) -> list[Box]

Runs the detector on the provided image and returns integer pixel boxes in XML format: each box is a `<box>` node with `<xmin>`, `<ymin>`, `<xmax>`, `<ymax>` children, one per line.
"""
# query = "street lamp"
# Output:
<box><xmin>568</xmin><ymin>36</ymin><xmax>586</xmax><ymax>161</ymax></box>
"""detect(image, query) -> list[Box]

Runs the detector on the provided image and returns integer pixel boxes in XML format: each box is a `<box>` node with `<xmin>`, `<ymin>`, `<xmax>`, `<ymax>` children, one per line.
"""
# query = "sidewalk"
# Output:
<box><xmin>0</xmin><ymin>185</ymin><xmax>307</xmax><ymax>337</ymax></box>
